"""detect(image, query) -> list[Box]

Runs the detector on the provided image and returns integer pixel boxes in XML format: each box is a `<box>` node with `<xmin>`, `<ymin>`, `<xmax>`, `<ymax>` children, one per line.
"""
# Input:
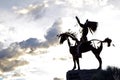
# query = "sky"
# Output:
<box><xmin>0</xmin><ymin>0</ymin><xmax>120</xmax><ymax>80</ymax></box>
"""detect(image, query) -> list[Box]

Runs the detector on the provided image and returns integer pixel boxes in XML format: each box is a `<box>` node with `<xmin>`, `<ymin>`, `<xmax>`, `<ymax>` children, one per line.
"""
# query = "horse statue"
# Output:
<box><xmin>58</xmin><ymin>32</ymin><xmax>112</xmax><ymax>70</ymax></box>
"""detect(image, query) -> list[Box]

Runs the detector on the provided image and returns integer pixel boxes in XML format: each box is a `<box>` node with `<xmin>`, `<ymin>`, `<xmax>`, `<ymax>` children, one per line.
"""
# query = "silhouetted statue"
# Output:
<box><xmin>75</xmin><ymin>16</ymin><xmax>98</xmax><ymax>57</ymax></box>
<box><xmin>58</xmin><ymin>32</ymin><xmax>112</xmax><ymax>70</ymax></box>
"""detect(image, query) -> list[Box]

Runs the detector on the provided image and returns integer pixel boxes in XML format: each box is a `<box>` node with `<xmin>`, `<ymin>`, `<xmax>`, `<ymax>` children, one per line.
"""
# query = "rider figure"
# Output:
<box><xmin>75</xmin><ymin>16</ymin><xmax>97</xmax><ymax>57</ymax></box>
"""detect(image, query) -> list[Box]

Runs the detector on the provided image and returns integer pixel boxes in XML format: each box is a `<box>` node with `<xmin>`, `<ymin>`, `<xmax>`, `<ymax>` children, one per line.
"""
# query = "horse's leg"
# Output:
<box><xmin>72</xmin><ymin>58</ymin><xmax>76</xmax><ymax>70</ymax></box>
<box><xmin>95</xmin><ymin>54</ymin><xmax>102</xmax><ymax>69</ymax></box>
<box><xmin>76</xmin><ymin>58</ymin><xmax>80</xmax><ymax>70</ymax></box>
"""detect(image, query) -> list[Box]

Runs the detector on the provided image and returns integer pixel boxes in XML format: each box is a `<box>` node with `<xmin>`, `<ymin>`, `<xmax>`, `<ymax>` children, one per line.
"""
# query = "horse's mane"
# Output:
<box><xmin>64</xmin><ymin>32</ymin><xmax>77</xmax><ymax>38</ymax></box>
<box><xmin>59</xmin><ymin>31</ymin><xmax>79</xmax><ymax>43</ymax></box>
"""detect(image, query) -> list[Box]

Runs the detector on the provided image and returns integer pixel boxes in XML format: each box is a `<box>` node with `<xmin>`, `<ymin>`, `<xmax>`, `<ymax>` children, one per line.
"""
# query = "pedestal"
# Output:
<box><xmin>66</xmin><ymin>69</ymin><xmax>99</xmax><ymax>80</ymax></box>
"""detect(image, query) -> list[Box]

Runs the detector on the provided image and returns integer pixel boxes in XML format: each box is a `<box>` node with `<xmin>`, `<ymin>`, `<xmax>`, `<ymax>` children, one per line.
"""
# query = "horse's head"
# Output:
<box><xmin>58</xmin><ymin>32</ymin><xmax>78</xmax><ymax>44</ymax></box>
<box><xmin>58</xmin><ymin>32</ymin><xmax>69</xmax><ymax>44</ymax></box>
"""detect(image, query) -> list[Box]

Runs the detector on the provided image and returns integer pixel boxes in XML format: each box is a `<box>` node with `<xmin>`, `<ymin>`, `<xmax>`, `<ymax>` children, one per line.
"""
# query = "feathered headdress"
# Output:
<box><xmin>86</xmin><ymin>20</ymin><xmax>98</xmax><ymax>33</ymax></box>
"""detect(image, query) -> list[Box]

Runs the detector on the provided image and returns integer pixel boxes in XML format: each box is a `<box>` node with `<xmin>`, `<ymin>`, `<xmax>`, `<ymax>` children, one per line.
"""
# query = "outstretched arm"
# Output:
<box><xmin>75</xmin><ymin>16</ymin><xmax>84</xmax><ymax>28</ymax></box>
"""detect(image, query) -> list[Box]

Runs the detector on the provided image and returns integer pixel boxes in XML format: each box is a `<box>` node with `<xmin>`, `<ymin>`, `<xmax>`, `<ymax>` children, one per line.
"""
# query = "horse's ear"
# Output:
<box><xmin>57</xmin><ymin>35</ymin><xmax>59</xmax><ymax>38</ymax></box>
<box><xmin>57</xmin><ymin>34</ymin><xmax>61</xmax><ymax>38</ymax></box>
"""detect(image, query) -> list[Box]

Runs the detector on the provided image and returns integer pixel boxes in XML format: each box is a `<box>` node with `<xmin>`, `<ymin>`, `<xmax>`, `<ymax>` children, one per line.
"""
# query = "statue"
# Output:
<box><xmin>58</xmin><ymin>32</ymin><xmax>112</xmax><ymax>70</ymax></box>
<box><xmin>57</xmin><ymin>17</ymin><xmax>113</xmax><ymax>70</ymax></box>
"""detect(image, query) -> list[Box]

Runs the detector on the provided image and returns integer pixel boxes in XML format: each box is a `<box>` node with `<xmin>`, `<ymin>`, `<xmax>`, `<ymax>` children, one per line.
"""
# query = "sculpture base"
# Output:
<box><xmin>66</xmin><ymin>69</ymin><xmax>100</xmax><ymax>80</ymax></box>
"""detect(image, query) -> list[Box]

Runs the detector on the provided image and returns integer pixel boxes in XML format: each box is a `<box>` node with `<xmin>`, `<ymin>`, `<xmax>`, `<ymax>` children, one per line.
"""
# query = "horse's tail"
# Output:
<box><xmin>102</xmin><ymin>38</ymin><xmax>112</xmax><ymax>47</ymax></box>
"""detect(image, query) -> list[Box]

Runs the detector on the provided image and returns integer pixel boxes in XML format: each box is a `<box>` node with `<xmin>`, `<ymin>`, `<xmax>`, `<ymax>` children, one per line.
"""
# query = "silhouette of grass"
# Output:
<box><xmin>92</xmin><ymin>66</ymin><xmax>120</xmax><ymax>80</ymax></box>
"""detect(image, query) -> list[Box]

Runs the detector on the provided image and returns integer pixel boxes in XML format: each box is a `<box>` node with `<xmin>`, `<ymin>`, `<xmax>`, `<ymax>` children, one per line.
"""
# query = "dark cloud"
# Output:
<box><xmin>19</xmin><ymin>38</ymin><xmax>40</xmax><ymax>49</ymax></box>
<box><xmin>0</xmin><ymin>42</ymin><xmax>20</xmax><ymax>59</ymax></box>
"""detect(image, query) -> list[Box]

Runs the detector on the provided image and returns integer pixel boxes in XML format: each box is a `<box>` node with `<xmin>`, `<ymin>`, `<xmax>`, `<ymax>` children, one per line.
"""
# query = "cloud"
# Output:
<box><xmin>53</xmin><ymin>77</ymin><xmax>63</xmax><ymax>80</ymax></box>
<box><xmin>0</xmin><ymin>18</ymin><xmax>62</xmax><ymax>73</ymax></box>
<box><xmin>0</xmin><ymin>4</ymin><xmax>64</xmax><ymax>73</ymax></box>
<box><xmin>15</xmin><ymin>3</ymin><xmax>47</xmax><ymax>15</ymax></box>
<box><xmin>0</xmin><ymin>59</ymin><xmax>28</xmax><ymax>72</ymax></box>
<box><xmin>0</xmin><ymin>42</ymin><xmax>28</xmax><ymax>73</ymax></box>
<box><xmin>13</xmin><ymin>0</ymin><xmax>80</xmax><ymax>19</ymax></box>
<box><xmin>0</xmin><ymin>42</ymin><xmax>4</xmax><ymax>50</ymax></box>
<box><xmin>43</xmin><ymin>18</ymin><xmax>62</xmax><ymax>47</ymax></box>
<box><xmin>19</xmin><ymin>38</ymin><xmax>40</xmax><ymax>49</ymax></box>
<box><xmin>0</xmin><ymin>9</ymin><xmax>49</xmax><ymax>44</ymax></box>
<box><xmin>107</xmin><ymin>0</ymin><xmax>120</xmax><ymax>9</ymax></box>
<box><xmin>13</xmin><ymin>1</ymin><xmax>51</xmax><ymax>20</ymax></box>
<box><xmin>18</xmin><ymin>18</ymin><xmax>62</xmax><ymax>50</ymax></box>
<box><xmin>0</xmin><ymin>42</ymin><xmax>21</xmax><ymax>59</ymax></box>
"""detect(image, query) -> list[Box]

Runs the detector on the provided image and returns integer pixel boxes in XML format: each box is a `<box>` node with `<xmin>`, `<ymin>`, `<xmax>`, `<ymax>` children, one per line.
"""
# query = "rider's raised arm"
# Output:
<box><xmin>75</xmin><ymin>16</ymin><xmax>84</xmax><ymax>28</ymax></box>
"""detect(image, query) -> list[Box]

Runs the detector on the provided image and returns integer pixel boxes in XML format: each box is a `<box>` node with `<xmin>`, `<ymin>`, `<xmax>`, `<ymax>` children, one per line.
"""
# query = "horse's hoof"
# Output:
<box><xmin>97</xmin><ymin>67</ymin><xmax>102</xmax><ymax>70</ymax></box>
<box><xmin>72</xmin><ymin>68</ymin><xmax>75</xmax><ymax>70</ymax></box>
<box><xmin>77</xmin><ymin>68</ymin><xmax>80</xmax><ymax>70</ymax></box>
<box><xmin>72</xmin><ymin>67</ymin><xmax>76</xmax><ymax>70</ymax></box>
